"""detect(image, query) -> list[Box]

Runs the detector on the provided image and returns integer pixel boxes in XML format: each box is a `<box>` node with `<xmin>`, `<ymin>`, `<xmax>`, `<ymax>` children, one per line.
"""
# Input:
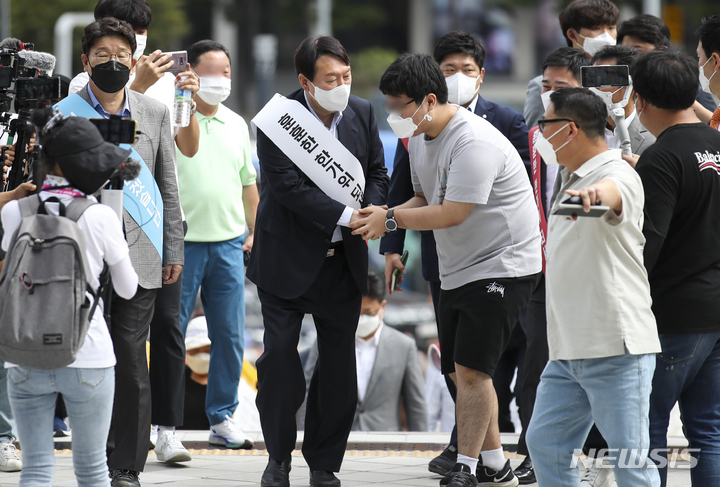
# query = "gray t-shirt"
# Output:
<box><xmin>410</xmin><ymin>108</ymin><xmax>541</xmax><ymax>290</ymax></box>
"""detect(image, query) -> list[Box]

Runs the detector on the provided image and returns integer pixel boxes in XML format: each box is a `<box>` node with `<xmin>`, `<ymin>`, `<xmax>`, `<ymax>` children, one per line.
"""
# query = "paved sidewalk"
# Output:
<box><xmin>0</xmin><ymin>448</ymin><xmax>693</xmax><ymax>486</ymax></box>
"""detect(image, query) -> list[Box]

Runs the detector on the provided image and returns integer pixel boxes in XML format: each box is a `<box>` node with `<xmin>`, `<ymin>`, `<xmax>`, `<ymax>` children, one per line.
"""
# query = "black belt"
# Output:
<box><xmin>326</xmin><ymin>242</ymin><xmax>344</xmax><ymax>257</ymax></box>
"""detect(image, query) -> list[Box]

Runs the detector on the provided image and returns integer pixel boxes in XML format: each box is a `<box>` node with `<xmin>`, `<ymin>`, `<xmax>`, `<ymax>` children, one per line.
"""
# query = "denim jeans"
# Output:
<box><xmin>0</xmin><ymin>365</ymin><xmax>16</xmax><ymax>442</ymax></box>
<box><xmin>7</xmin><ymin>366</ymin><xmax>115</xmax><ymax>487</ymax></box>
<box><xmin>180</xmin><ymin>236</ymin><xmax>245</xmax><ymax>425</ymax></box>
<box><xmin>649</xmin><ymin>331</ymin><xmax>720</xmax><ymax>487</ymax></box>
<box><xmin>527</xmin><ymin>353</ymin><xmax>659</xmax><ymax>487</ymax></box>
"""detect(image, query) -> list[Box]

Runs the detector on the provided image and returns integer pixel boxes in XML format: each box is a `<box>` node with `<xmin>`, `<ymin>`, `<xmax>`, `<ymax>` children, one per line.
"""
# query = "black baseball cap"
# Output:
<box><xmin>43</xmin><ymin>116</ymin><xmax>131</xmax><ymax>194</ymax></box>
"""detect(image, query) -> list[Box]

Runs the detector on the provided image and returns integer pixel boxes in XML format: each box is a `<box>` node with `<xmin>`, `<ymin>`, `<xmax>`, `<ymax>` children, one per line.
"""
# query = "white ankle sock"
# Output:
<box><xmin>456</xmin><ymin>454</ymin><xmax>478</xmax><ymax>472</ymax></box>
<box><xmin>158</xmin><ymin>426</ymin><xmax>175</xmax><ymax>434</ymax></box>
<box><xmin>481</xmin><ymin>447</ymin><xmax>506</xmax><ymax>471</ymax></box>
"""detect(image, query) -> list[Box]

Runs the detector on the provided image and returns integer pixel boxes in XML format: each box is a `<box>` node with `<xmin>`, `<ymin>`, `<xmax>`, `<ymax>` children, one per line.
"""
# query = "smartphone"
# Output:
<box><xmin>552</xmin><ymin>196</ymin><xmax>610</xmax><ymax>218</ymax></box>
<box><xmin>581</xmin><ymin>65</ymin><xmax>630</xmax><ymax>88</ymax></box>
<box><xmin>89</xmin><ymin>117</ymin><xmax>138</xmax><ymax>145</ymax></box>
<box><xmin>391</xmin><ymin>250</ymin><xmax>409</xmax><ymax>292</ymax></box>
<box><xmin>14</xmin><ymin>76</ymin><xmax>62</xmax><ymax>101</ymax></box>
<box><xmin>158</xmin><ymin>51</ymin><xmax>188</xmax><ymax>74</ymax></box>
<box><xmin>243</xmin><ymin>250</ymin><xmax>251</xmax><ymax>266</ymax></box>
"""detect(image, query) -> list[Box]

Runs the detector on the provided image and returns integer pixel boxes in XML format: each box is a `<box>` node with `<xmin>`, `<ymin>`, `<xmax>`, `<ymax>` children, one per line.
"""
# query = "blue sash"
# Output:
<box><xmin>54</xmin><ymin>94</ymin><xmax>164</xmax><ymax>259</ymax></box>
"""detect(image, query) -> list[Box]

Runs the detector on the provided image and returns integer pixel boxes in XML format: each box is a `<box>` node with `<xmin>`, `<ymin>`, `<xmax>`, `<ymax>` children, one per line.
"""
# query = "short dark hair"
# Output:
<box><xmin>366</xmin><ymin>272</ymin><xmax>386</xmax><ymax>303</ymax></box>
<box><xmin>293</xmin><ymin>36</ymin><xmax>350</xmax><ymax>82</ymax></box>
<box><xmin>541</xmin><ymin>47</ymin><xmax>591</xmax><ymax>82</ymax></box>
<box><xmin>559</xmin><ymin>0</ymin><xmax>620</xmax><ymax>47</ymax></box>
<box><xmin>379</xmin><ymin>52</ymin><xmax>449</xmax><ymax>104</ymax></box>
<box><xmin>697</xmin><ymin>15</ymin><xmax>720</xmax><ymax>59</ymax></box>
<box><xmin>591</xmin><ymin>44</ymin><xmax>639</xmax><ymax>67</ymax></box>
<box><xmin>82</xmin><ymin>17</ymin><xmax>137</xmax><ymax>57</ymax></box>
<box><xmin>617</xmin><ymin>14</ymin><xmax>671</xmax><ymax>49</ymax></box>
<box><xmin>94</xmin><ymin>0</ymin><xmax>152</xmax><ymax>31</ymax></box>
<box><xmin>433</xmin><ymin>31</ymin><xmax>486</xmax><ymax>70</ymax></box>
<box><xmin>630</xmin><ymin>49</ymin><xmax>698</xmax><ymax>110</ymax></box>
<box><xmin>188</xmin><ymin>40</ymin><xmax>231</xmax><ymax>67</ymax></box>
<box><xmin>550</xmin><ymin>88</ymin><xmax>607</xmax><ymax>140</ymax></box>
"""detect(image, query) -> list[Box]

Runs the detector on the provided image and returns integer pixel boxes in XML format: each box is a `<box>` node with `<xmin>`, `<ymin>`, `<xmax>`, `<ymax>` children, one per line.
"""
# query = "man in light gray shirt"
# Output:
<box><xmin>352</xmin><ymin>53</ymin><xmax>541</xmax><ymax>487</ymax></box>
<box><xmin>525</xmin><ymin>88</ymin><xmax>661</xmax><ymax>487</ymax></box>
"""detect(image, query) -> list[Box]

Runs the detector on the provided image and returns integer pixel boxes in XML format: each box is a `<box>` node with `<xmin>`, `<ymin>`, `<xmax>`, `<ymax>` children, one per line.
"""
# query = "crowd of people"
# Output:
<box><xmin>0</xmin><ymin>0</ymin><xmax>719</xmax><ymax>487</ymax></box>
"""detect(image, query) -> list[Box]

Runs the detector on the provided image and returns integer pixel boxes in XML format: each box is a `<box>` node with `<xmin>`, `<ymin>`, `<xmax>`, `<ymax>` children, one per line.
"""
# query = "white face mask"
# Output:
<box><xmin>576</xmin><ymin>31</ymin><xmax>616</xmax><ymax>57</ymax></box>
<box><xmin>133</xmin><ymin>34</ymin><xmax>147</xmax><ymax>60</ymax></box>
<box><xmin>535</xmin><ymin>123</ymin><xmax>571</xmax><ymax>166</ymax></box>
<box><xmin>445</xmin><ymin>72</ymin><xmax>480</xmax><ymax>106</ymax></box>
<box><xmin>187</xmin><ymin>352</ymin><xmax>210</xmax><ymax>375</ymax></box>
<box><xmin>197</xmin><ymin>76</ymin><xmax>232</xmax><ymax>105</ymax></box>
<box><xmin>589</xmin><ymin>86</ymin><xmax>625</xmax><ymax>114</ymax></box>
<box><xmin>356</xmin><ymin>313</ymin><xmax>381</xmax><ymax>338</ymax></box>
<box><xmin>309</xmin><ymin>81</ymin><xmax>351</xmax><ymax>112</ymax></box>
<box><xmin>700</xmin><ymin>57</ymin><xmax>717</xmax><ymax>94</ymax></box>
<box><xmin>541</xmin><ymin>90</ymin><xmax>554</xmax><ymax>111</ymax></box>
<box><xmin>387</xmin><ymin>96</ymin><xmax>431</xmax><ymax>139</ymax></box>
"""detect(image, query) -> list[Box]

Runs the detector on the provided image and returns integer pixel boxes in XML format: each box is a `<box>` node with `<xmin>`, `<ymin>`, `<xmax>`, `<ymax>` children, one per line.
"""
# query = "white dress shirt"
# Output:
<box><xmin>303</xmin><ymin>92</ymin><xmax>354</xmax><ymax>242</ymax></box>
<box><xmin>355</xmin><ymin>322</ymin><xmax>383</xmax><ymax>402</ymax></box>
<box><xmin>604</xmin><ymin>109</ymin><xmax>636</xmax><ymax>150</ymax></box>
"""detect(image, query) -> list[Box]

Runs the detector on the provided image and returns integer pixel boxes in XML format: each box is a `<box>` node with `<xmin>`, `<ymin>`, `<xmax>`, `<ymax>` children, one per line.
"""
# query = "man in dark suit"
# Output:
<box><xmin>379</xmin><ymin>31</ymin><xmax>531</xmax><ymax>477</ymax></box>
<box><xmin>247</xmin><ymin>36</ymin><xmax>389</xmax><ymax>487</ymax></box>
<box><xmin>75</xmin><ymin>18</ymin><xmax>184</xmax><ymax>487</ymax></box>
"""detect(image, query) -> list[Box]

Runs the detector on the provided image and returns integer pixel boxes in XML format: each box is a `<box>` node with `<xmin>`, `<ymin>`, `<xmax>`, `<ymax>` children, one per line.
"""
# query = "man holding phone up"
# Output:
<box><xmin>525</xmin><ymin>88</ymin><xmax>661</xmax><ymax>487</ymax></box>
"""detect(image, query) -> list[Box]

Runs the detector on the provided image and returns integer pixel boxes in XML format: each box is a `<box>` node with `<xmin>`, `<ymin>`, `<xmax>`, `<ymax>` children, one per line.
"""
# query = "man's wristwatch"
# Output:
<box><xmin>190</xmin><ymin>100</ymin><xmax>197</xmax><ymax>116</ymax></box>
<box><xmin>385</xmin><ymin>209</ymin><xmax>398</xmax><ymax>232</ymax></box>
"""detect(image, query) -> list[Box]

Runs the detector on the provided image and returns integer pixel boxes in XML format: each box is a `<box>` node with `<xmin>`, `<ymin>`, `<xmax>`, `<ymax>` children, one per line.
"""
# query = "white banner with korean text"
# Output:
<box><xmin>251</xmin><ymin>94</ymin><xmax>366</xmax><ymax>209</ymax></box>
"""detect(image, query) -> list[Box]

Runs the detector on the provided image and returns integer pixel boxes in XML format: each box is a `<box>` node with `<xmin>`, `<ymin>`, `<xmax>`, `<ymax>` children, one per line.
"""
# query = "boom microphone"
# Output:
<box><xmin>111</xmin><ymin>158</ymin><xmax>141</xmax><ymax>182</ymax></box>
<box><xmin>18</xmin><ymin>51</ymin><xmax>56</xmax><ymax>76</ymax></box>
<box><xmin>0</xmin><ymin>37</ymin><xmax>21</xmax><ymax>50</ymax></box>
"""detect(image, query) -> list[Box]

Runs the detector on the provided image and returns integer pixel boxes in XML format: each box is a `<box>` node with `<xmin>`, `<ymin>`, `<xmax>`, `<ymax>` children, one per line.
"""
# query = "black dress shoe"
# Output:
<box><xmin>261</xmin><ymin>457</ymin><xmax>291</xmax><ymax>487</ymax></box>
<box><xmin>310</xmin><ymin>470</ymin><xmax>341</xmax><ymax>487</ymax></box>
<box><xmin>429</xmin><ymin>444</ymin><xmax>458</xmax><ymax>476</ymax></box>
<box><xmin>514</xmin><ymin>456</ymin><xmax>536</xmax><ymax>485</ymax></box>
<box><xmin>110</xmin><ymin>469</ymin><xmax>140</xmax><ymax>487</ymax></box>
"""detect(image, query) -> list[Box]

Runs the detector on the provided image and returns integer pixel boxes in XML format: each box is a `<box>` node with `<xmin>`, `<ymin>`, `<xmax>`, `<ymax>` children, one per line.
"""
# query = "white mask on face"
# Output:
<box><xmin>387</xmin><ymin>96</ymin><xmax>432</xmax><ymax>139</ymax></box>
<box><xmin>445</xmin><ymin>72</ymin><xmax>480</xmax><ymax>106</ymax></box>
<box><xmin>541</xmin><ymin>90</ymin><xmax>554</xmax><ymax>111</ymax></box>
<box><xmin>309</xmin><ymin>81</ymin><xmax>351</xmax><ymax>112</ymax></box>
<box><xmin>187</xmin><ymin>352</ymin><xmax>210</xmax><ymax>375</ymax></box>
<box><xmin>588</xmin><ymin>86</ymin><xmax>624</xmax><ymax>114</ymax></box>
<box><xmin>356</xmin><ymin>313</ymin><xmax>381</xmax><ymax>338</ymax></box>
<box><xmin>700</xmin><ymin>57</ymin><xmax>717</xmax><ymax>94</ymax></box>
<box><xmin>197</xmin><ymin>76</ymin><xmax>232</xmax><ymax>105</ymax></box>
<box><xmin>133</xmin><ymin>34</ymin><xmax>147</xmax><ymax>60</ymax></box>
<box><xmin>576</xmin><ymin>31</ymin><xmax>616</xmax><ymax>57</ymax></box>
<box><xmin>535</xmin><ymin>123</ymin><xmax>571</xmax><ymax>166</ymax></box>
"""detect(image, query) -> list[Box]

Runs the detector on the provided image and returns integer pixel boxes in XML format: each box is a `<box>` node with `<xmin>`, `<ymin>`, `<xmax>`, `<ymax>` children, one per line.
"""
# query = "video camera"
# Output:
<box><xmin>1</xmin><ymin>38</ymin><xmax>63</xmax><ymax>192</ymax></box>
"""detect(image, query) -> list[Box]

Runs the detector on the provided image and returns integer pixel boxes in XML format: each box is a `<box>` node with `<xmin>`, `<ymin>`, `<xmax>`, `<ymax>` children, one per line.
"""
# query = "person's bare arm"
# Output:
<box><xmin>241</xmin><ymin>184</ymin><xmax>259</xmax><ymax>251</ymax></box>
<box><xmin>693</xmin><ymin>100</ymin><xmax>714</xmax><ymax>124</ymax></box>
<box><xmin>565</xmin><ymin>178</ymin><xmax>622</xmax><ymax>216</ymax></box>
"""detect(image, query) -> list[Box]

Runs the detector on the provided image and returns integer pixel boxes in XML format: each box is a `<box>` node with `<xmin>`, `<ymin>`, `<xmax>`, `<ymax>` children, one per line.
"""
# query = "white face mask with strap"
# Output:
<box><xmin>575</xmin><ymin>31</ymin><xmax>616</xmax><ymax>57</ymax></box>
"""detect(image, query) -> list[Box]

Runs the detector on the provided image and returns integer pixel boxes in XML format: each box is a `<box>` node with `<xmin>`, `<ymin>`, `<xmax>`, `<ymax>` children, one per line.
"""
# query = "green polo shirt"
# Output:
<box><xmin>176</xmin><ymin>103</ymin><xmax>257</xmax><ymax>242</ymax></box>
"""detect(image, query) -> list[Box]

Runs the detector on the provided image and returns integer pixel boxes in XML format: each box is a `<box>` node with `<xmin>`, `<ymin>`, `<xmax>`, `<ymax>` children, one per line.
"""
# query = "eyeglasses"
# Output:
<box><xmin>538</xmin><ymin>118</ymin><xmax>574</xmax><ymax>132</ymax></box>
<box><xmin>382</xmin><ymin>98</ymin><xmax>416</xmax><ymax>114</ymax></box>
<box><xmin>93</xmin><ymin>51</ymin><xmax>132</xmax><ymax>64</ymax></box>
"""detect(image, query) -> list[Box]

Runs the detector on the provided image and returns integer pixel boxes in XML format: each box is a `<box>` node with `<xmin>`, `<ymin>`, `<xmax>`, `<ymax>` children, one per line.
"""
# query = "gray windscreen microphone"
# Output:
<box><xmin>18</xmin><ymin>50</ymin><xmax>57</xmax><ymax>76</ymax></box>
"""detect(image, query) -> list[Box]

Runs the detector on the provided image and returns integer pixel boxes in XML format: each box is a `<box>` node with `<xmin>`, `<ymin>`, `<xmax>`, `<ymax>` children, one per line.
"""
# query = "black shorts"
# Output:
<box><xmin>438</xmin><ymin>273</ymin><xmax>541</xmax><ymax>376</ymax></box>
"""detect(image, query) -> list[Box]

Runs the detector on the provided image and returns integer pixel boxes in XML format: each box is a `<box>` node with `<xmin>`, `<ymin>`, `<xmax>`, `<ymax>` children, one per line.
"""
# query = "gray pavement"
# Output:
<box><xmin>0</xmin><ymin>445</ymin><xmax>693</xmax><ymax>487</ymax></box>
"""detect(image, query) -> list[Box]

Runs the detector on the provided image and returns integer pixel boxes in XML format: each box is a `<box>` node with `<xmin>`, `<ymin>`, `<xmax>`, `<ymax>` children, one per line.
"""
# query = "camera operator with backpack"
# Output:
<box><xmin>0</xmin><ymin>107</ymin><xmax>138</xmax><ymax>487</ymax></box>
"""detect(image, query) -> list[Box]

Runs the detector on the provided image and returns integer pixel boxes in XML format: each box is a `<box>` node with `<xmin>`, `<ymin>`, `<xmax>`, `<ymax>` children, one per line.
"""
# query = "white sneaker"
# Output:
<box><xmin>580</xmin><ymin>457</ymin><xmax>615</xmax><ymax>487</ymax></box>
<box><xmin>149</xmin><ymin>425</ymin><xmax>158</xmax><ymax>449</ymax></box>
<box><xmin>209</xmin><ymin>415</ymin><xmax>254</xmax><ymax>449</ymax></box>
<box><xmin>154</xmin><ymin>430</ymin><xmax>192</xmax><ymax>463</ymax></box>
<box><xmin>0</xmin><ymin>442</ymin><xmax>21</xmax><ymax>472</ymax></box>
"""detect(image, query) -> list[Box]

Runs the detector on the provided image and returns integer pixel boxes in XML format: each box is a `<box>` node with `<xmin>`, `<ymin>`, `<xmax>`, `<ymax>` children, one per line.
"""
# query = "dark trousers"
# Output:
<box><xmin>149</xmin><ymin>273</ymin><xmax>186</xmax><ymax>427</ymax></box>
<box><xmin>107</xmin><ymin>286</ymin><xmax>157</xmax><ymax>472</ymax></box>
<box><xmin>517</xmin><ymin>277</ymin><xmax>608</xmax><ymax>457</ymax></box>
<box><xmin>256</xmin><ymin>254</ymin><xmax>361</xmax><ymax>472</ymax></box>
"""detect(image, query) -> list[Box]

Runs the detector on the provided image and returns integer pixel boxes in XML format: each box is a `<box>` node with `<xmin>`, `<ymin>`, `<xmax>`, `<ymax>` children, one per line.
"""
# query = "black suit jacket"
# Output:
<box><xmin>247</xmin><ymin>89</ymin><xmax>389</xmax><ymax>299</ymax></box>
<box><xmin>378</xmin><ymin>95</ymin><xmax>530</xmax><ymax>282</ymax></box>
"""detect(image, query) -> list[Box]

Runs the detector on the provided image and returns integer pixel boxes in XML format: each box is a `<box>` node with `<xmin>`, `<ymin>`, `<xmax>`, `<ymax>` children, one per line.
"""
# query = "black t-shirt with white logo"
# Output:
<box><xmin>636</xmin><ymin>123</ymin><xmax>720</xmax><ymax>334</ymax></box>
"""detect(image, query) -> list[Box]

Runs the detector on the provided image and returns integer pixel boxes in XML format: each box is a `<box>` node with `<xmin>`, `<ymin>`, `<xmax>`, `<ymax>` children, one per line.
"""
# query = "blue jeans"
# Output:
<box><xmin>0</xmin><ymin>365</ymin><xmax>16</xmax><ymax>442</ymax></box>
<box><xmin>180</xmin><ymin>236</ymin><xmax>246</xmax><ymax>425</ymax></box>
<box><xmin>649</xmin><ymin>331</ymin><xmax>720</xmax><ymax>487</ymax></box>
<box><xmin>527</xmin><ymin>353</ymin><xmax>660</xmax><ymax>487</ymax></box>
<box><xmin>7</xmin><ymin>366</ymin><xmax>114</xmax><ymax>487</ymax></box>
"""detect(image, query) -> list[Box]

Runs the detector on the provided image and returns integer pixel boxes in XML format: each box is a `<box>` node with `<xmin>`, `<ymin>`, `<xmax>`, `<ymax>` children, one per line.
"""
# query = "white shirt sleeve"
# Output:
<box><xmin>1</xmin><ymin>201</ymin><xmax>21</xmax><ymax>251</ymax></box>
<box><xmin>336</xmin><ymin>206</ymin><xmax>355</xmax><ymax>227</ymax></box>
<box><xmin>69</xmin><ymin>72</ymin><xmax>90</xmax><ymax>96</ymax></box>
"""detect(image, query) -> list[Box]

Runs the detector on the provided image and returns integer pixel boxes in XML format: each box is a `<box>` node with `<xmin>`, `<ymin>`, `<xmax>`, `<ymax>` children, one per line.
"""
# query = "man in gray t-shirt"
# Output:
<box><xmin>351</xmin><ymin>53</ymin><xmax>541</xmax><ymax>487</ymax></box>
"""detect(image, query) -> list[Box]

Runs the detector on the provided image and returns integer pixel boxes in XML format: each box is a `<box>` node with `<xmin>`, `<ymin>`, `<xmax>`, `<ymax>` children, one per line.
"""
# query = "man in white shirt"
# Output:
<box><xmin>525</xmin><ymin>87</ymin><xmax>661</xmax><ymax>487</ymax></box>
